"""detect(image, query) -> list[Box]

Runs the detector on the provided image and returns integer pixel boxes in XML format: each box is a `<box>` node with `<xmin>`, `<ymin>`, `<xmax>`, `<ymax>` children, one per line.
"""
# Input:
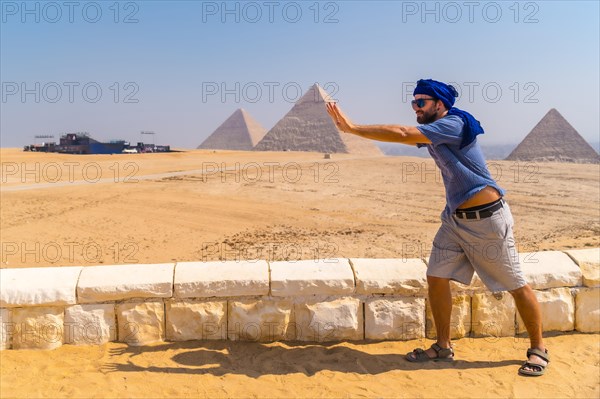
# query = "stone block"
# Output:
<box><xmin>116</xmin><ymin>301</ymin><xmax>165</xmax><ymax>346</ymax></box>
<box><xmin>365</xmin><ymin>297</ymin><xmax>425</xmax><ymax>340</ymax></box>
<box><xmin>565</xmin><ymin>248</ymin><xmax>600</xmax><ymax>287</ymax></box>
<box><xmin>352</xmin><ymin>258</ymin><xmax>427</xmax><ymax>296</ymax></box>
<box><xmin>1</xmin><ymin>308</ymin><xmax>12</xmax><ymax>350</ymax></box>
<box><xmin>64</xmin><ymin>304</ymin><xmax>116</xmax><ymax>345</ymax></box>
<box><xmin>270</xmin><ymin>259</ymin><xmax>354</xmax><ymax>297</ymax></box>
<box><xmin>12</xmin><ymin>306</ymin><xmax>64</xmax><ymax>350</ymax></box>
<box><xmin>175</xmin><ymin>260</ymin><xmax>269</xmax><ymax>298</ymax></box>
<box><xmin>472</xmin><ymin>292</ymin><xmax>516</xmax><ymax>337</ymax></box>
<box><xmin>228</xmin><ymin>298</ymin><xmax>293</xmax><ymax>341</ymax></box>
<box><xmin>575</xmin><ymin>288</ymin><xmax>600</xmax><ymax>333</ymax></box>
<box><xmin>450</xmin><ymin>273</ymin><xmax>487</xmax><ymax>294</ymax></box>
<box><xmin>426</xmin><ymin>295</ymin><xmax>471</xmax><ymax>339</ymax></box>
<box><xmin>166</xmin><ymin>300</ymin><xmax>227</xmax><ymax>341</ymax></box>
<box><xmin>78</xmin><ymin>263</ymin><xmax>174</xmax><ymax>303</ymax></box>
<box><xmin>0</xmin><ymin>267</ymin><xmax>82</xmax><ymax>307</ymax></box>
<box><xmin>295</xmin><ymin>297</ymin><xmax>363</xmax><ymax>342</ymax></box>
<box><xmin>517</xmin><ymin>288</ymin><xmax>574</xmax><ymax>333</ymax></box>
<box><xmin>520</xmin><ymin>251</ymin><xmax>582</xmax><ymax>289</ymax></box>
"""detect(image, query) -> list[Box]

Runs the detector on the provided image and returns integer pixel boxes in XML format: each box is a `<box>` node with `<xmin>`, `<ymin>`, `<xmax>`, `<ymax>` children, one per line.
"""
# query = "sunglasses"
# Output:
<box><xmin>411</xmin><ymin>98</ymin><xmax>437</xmax><ymax>108</ymax></box>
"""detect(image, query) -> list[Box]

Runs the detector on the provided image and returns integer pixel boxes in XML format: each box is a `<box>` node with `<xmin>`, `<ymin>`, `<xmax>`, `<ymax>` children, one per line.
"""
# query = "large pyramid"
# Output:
<box><xmin>506</xmin><ymin>108</ymin><xmax>599</xmax><ymax>163</ymax></box>
<box><xmin>198</xmin><ymin>108</ymin><xmax>267</xmax><ymax>150</ymax></box>
<box><xmin>254</xmin><ymin>84</ymin><xmax>382</xmax><ymax>155</ymax></box>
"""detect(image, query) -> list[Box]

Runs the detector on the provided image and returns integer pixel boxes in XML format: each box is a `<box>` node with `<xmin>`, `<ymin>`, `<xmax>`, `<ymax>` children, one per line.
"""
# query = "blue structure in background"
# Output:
<box><xmin>24</xmin><ymin>133</ymin><xmax>171</xmax><ymax>154</ymax></box>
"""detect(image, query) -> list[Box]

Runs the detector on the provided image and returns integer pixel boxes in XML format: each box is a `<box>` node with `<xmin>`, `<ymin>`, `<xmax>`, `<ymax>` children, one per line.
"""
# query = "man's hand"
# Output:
<box><xmin>326</xmin><ymin>102</ymin><xmax>355</xmax><ymax>134</ymax></box>
<box><xmin>326</xmin><ymin>101</ymin><xmax>431</xmax><ymax>145</ymax></box>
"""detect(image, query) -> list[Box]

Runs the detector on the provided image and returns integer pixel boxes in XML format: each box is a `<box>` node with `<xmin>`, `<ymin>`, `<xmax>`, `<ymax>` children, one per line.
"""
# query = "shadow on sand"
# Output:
<box><xmin>101</xmin><ymin>340</ymin><xmax>523</xmax><ymax>377</ymax></box>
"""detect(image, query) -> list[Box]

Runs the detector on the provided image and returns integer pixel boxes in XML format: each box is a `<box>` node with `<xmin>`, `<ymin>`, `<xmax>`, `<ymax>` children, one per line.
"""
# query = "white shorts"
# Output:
<box><xmin>427</xmin><ymin>200</ymin><xmax>527</xmax><ymax>292</ymax></box>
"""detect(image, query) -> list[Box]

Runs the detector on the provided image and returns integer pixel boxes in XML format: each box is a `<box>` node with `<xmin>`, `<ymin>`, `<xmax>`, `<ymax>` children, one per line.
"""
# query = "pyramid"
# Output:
<box><xmin>506</xmin><ymin>108</ymin><xmax>599</xmax><ymax>163</ymax></box>
<box><xmin>198</xmin><ymin>108</ymin><xmax>267</xmax><ymax>150</ymax></box>
<box><xmin>254</xmin><ymin>84</ymin><xmax>382</xmax><ymax>155</ymax></box>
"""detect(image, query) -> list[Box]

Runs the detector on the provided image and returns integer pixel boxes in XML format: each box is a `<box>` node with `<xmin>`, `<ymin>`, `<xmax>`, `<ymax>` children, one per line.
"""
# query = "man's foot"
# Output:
<box><xmin>518</xmin><ymin>348</ymin><xmax>549</xmax><ymax>377</ymax></box>
<box><xmin>406</xmin><ymin>343</ymin><xmax>454</xmax><ymax>363</ymax></box>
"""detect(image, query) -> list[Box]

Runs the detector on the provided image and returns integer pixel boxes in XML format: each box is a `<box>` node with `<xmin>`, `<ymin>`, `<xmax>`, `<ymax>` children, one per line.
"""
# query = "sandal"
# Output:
<box><xmin>518</xmin><ymin>348</ymin><xmax>550</xmax><ymax>377</ymax></box>
<box><xmin>406</xmin><ymin>343</ymin><xmax>454</xmax><ymax>363</ymax></box>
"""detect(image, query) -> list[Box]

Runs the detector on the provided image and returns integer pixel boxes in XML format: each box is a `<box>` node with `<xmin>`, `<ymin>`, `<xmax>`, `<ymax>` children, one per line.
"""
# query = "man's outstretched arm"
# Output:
<box><xmin>326</xmin><ymin>102</ymin><xmax>431</xmax><ymax>146</ymax></box>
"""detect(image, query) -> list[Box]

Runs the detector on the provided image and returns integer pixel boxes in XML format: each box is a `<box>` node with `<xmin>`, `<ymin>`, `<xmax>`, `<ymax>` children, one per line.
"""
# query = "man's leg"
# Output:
<box><xmin>428</xmin><ymin>275</ymin><xmax>453</xmax><ymax>348</ymax></box>
<box><xmin>509</xmin><ymin>284</ymin><xmax>547</xmax><ymax>369</ymax></box>
<box><xmin>408</xmin><ymin>275</ymin><xmax>453</xmax><ymax>360</ymax></box>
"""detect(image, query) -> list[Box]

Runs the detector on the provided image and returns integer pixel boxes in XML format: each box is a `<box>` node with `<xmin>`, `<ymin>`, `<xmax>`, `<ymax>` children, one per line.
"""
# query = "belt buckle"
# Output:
<box><xmin>466</xmin><ymin>211</ymin><xmax>480</xmax><ymax>220</ymax></box>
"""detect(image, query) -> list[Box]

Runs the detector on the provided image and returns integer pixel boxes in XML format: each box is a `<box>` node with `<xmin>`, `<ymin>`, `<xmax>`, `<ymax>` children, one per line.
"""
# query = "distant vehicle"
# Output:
<box><xmin>122</xmin><ymin>148</ymin><xmax>138</xmax><ymax>154</ymax></box>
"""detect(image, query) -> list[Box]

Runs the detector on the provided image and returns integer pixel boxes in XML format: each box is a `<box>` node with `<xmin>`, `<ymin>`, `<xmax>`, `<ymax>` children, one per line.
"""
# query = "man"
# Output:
<box><xmin>325</xmin><ymin>79</ymin><xmax>549</xmax><ymax>377</ymax></box>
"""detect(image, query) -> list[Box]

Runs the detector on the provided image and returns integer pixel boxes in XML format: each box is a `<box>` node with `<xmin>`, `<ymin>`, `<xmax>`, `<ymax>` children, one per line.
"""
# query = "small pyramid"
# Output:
<box><xmin>506</xmin><ymin>109</ymin><xmax>599</xmax><ymax>163</ymax></box>
<box><xmin>198</xmin><ymin>108</ymin><xmax>267</xmax><ymax>150</ymax></box>
<box><xmin>254</xmin><ymin>84</ymin><xmax>382</xmax><ymax>155</ymax></box>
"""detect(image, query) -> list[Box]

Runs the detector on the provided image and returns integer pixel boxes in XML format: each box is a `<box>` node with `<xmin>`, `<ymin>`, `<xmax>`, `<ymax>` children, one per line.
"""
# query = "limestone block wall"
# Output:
<box><xmin>0</xmin><ymin>248</ymin><xmax>598</xmax><ymax>350</ymax></box>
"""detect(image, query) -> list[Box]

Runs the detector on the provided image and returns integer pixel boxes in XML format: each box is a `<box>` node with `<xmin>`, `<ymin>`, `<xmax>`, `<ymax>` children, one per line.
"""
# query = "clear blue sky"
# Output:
<box><xmin>1</xmin><ymin>0</ymin><xmax>598</xmax><ymax>148</ymax></box>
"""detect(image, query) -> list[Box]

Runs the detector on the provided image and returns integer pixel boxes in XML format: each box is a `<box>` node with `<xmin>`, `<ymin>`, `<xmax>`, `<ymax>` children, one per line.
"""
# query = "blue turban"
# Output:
<box><xmin>413</xmin><ymin>79</ymin><xmax>484</xmax><ymax>149</ymax></box>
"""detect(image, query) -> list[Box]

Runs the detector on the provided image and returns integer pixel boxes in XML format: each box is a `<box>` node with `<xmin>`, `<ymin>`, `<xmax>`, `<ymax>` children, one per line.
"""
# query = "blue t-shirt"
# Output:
<box><xmin>416</xmin><ymin>115</ymin><xmax>505</xmax><ymax>215</ymax></box>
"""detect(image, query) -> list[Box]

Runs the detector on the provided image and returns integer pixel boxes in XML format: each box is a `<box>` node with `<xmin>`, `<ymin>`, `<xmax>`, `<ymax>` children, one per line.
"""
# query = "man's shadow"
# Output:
<box><xmin>101</xmin><ymin>340</ymin><xmax>522</xmax><ymax>377</ymax></box>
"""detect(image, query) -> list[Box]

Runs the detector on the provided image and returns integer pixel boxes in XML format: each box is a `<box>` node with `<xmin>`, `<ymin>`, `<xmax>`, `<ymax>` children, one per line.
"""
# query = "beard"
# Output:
<box><xmin>416</xmin><ymin>110</ymin><xmax>438</xmax><ymax>125</ymax></box>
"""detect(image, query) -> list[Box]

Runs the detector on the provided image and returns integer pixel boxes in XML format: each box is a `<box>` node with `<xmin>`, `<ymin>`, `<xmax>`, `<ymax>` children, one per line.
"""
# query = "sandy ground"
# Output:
<box><xmin>1</xmin><ymin>149</ymin><xmax>598</xmax><ymax>268</ymax></box>
<box><xmin>1</xmin><ymin>335</ymin><xmax>599</xmax><ymax>398</ymax></box>
<box><xmin>1</xmin><ymin>148</ymin><xmax>599</xmax><ymax>398</ymax></box>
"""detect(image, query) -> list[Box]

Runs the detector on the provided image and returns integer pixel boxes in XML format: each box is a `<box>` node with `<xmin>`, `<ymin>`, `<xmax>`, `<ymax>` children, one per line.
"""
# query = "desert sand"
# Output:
<box><xmin>1</xmin><ymin>149</ymin><xmax>598</xmax><ymax>268</ymax></box>
<box><xmin>1</xmin><ymin>335</ymin><xmax>598</xmax><ymax>398</ymax></box>
<box><xmin>1</xmin><ymin>148</ymin><xmax>599</xmax><ymax>398</ymax></box>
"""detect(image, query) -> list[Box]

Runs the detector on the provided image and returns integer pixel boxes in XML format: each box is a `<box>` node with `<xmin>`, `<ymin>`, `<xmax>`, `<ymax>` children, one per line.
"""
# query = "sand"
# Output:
<box><xmin>1</xmin><ymin>148</ymin><xmax>599</xmax><ymax>398</ymax></box>
<box><xmin>1</xmin><ymin>149</ymin><xmax>598</xmax><ymax>268</ymax></box>
<box><xmin>1</xmin><ymin>335</ymin><xmax>599</xmax><ymax>398</ymax></box>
